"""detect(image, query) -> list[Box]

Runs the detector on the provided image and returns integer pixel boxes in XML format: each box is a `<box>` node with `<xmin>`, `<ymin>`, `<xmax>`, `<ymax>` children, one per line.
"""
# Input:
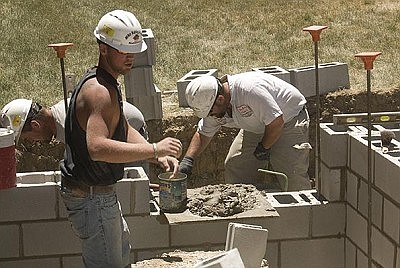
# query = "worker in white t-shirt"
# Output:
<box><xmin>179</xmin><ymin>72</ymin><xmax>312</xmax><ymax>191</ymax></box>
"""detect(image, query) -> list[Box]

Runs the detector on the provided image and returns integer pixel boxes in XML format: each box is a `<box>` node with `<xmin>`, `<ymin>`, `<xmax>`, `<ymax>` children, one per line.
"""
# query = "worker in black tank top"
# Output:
<box><xmin>59</xmin><ymin>10</ymin><xmax>182</xmax><ymax>268</ymax></box>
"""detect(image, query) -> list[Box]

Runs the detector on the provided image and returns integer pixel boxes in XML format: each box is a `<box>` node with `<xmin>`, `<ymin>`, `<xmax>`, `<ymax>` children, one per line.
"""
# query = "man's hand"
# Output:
<box><xmin>157</xmin><ymin>156</ymin><xmax>180</xmax><ymax>178</ymax></box>
<box><xmin>253</xmin><ymin>142</ymin><xmax>271</xmax><ymax>161</ymax></box>
<box><xmin>155</xmin><ymin>138</ymin><xmax>182</xmax><ymax>158</ymax></box>
<box><xmin>179</xmin><ymin>156</ymin><xmax>194</xmax><ymax>177</ymax></box>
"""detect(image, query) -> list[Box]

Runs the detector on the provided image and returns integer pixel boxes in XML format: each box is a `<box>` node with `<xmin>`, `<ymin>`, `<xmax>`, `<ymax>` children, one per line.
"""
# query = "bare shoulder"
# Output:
<box><xmin>79</xmin><ymin>77</ymin><xmax>113</xmax><ymax>110</ymax></box>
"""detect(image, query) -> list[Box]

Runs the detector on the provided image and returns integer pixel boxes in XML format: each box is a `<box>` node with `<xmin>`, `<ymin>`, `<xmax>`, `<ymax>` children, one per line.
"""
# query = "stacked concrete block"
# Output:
<box><xmin>346</xmin><ymin>133</ymin><xmax>400</xmax><ymax>268</ymax></box>
<box><xmin>252</xmin><ymin>66</ymin><xmax>291</xmax><ymax>83</ymax></box>
<box><xmin>289</xmin><ymin>62</ymin><xmax>350</xmax><ymax>97</ymax></box>
<box><xmin>177</xmin><ymin>69</ymin><xmax>218</xmax><ymax>107</ymax></box>
<box><xmin>126</xmin><ymin>84</ymin><xmax>162</xmax><ymax>120</ymax></box>
<box><xmin>225</xmin><ymin>223</ymin><xmax>268</xmax><ymax>268</ymax></box>
<box><xmin>193</xmin><ymin>248</ymin><xmax>245</xmax><ymax>268</ymax></box>
<box><xmin>124</xmin><ymin>28</ymin><xmax>162</xmax><ymax>120</ymax></box>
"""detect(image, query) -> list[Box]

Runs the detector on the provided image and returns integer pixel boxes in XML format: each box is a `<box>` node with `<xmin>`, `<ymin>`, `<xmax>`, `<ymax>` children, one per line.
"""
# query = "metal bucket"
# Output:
<box><xmin>0</xmin><ymin>128</ymin><xmax>16</xmax><ymax>189</ymax></box>
<box><xmin>158</xmin><ymin>172</ymin><xmax>187</xmax><ymax>213</ymax></box>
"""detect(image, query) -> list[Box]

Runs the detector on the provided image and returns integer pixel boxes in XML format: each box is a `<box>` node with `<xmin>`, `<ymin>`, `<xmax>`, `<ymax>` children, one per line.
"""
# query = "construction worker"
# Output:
<box><xmin>180</xmin><ymin>72</ymin><xmax>312</xmax><ymax>191</ymax></box>
<box><xmin>59</xmin><ymin>10</ymin><xmax>182</xmax><ymax>267</ymax></box>
<box><xmin>1</xmin><ymin>98</ymin><xmax>148</xmax><ymax>144</ymax></box>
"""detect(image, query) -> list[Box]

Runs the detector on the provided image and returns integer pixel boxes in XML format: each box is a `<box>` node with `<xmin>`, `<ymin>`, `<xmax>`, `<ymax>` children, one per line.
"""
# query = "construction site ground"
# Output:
<box><xmin>14</xmin><ymin>86</ymin><xmax>400</xmax><ymax>267</ymax></box>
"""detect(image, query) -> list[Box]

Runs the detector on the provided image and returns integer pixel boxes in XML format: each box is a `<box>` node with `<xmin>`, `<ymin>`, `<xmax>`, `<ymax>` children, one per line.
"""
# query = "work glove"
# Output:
<box><xmin>253</xmin><ymin>142</ymin><xmax>271</xmax><ymax>161</ymax></box>
<box><xmin>179</xmin><ymin>156</ymin><xmax>194</xmax><ymax>177</ymax></box>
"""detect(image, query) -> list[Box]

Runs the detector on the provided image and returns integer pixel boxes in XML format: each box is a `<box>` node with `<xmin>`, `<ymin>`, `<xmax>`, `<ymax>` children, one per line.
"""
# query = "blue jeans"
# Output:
<box><xmin>60</xmin><ymin>186</ymin><xmax>131</xmax><ymax>268</ymax></box>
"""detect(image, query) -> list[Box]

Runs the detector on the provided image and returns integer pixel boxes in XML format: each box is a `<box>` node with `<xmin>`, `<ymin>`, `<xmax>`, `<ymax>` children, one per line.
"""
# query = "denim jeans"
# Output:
<box><xmin>60</xmin><ymin>186</ymin><xmax>131</xmax><ymax>268</ymax></box>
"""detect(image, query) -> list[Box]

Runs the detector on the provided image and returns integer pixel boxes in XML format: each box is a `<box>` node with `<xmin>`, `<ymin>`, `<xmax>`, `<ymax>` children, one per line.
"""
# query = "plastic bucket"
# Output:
<box><xmin>0</xmin><ymin>128</ymin><xmax>16</xmax><ymax>189</ymax></box>
<box><xmin>158</xmin><ymin>172</ymin><xmax>187</xmax><ymax>213</ymax></box>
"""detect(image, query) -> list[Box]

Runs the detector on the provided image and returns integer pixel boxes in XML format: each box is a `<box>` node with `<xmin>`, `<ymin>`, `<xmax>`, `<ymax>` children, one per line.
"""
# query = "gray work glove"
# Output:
<box><xmin>253</xmin><ymin>142</ymin><xmax>271</xmax><ymax>161</ymax></box>
<box><xmin>179</xmin><ymin>156</ymin><xmax>194</xmax><ymax>177</ymax></box>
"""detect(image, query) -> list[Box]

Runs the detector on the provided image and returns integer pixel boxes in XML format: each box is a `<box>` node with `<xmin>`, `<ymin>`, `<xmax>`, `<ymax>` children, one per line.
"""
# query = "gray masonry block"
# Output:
<box><xmin>0</xmin><ymin>258</ymin><xmax>60</xmax><ymax>268</ymax></box>
<box><xmin>124</xmin><ymin>66</ymin><xmax>154</xmax><ymax>97</ymax></box>
<box><xmin>372</xmin><ymin>226</ymin><xmax>396</xmax><ymax>268</ymax></box>
<box><xmin>280</xmin><ymin>238</ymin><xmax>344</xmax><ymax>268</ymax></box>
<box><xmin>0</xmin><ymin>225</ymin><xmax>19</xmax><ymax>258</ymax></box>
<box><xmin>125</xmin><ymin>214</ymin><xmax>169</xmax><ymax>249</ymax></box>
<box><xmin>346</xmin><ymin>170</ymin><xmax>358</xmax><ymax>208</ymax></box>
<box><xmin>289</xmin><ymin>62</ymin><xmax>350</xmax><ymax>97</ymax></box>
<box><xmin>311</xmin><ymin>202</ymin><xmax>345</xmax><ymax>237</ymax></box>
<box><xmin>320</xmin><ymin>162</ymin><xmax>343</xmax><ymax>201</ymax></box>
<box><xmin>348</xmin><ymin>133</ymin><xmax>378</xmax><ymax>180</ymax></box>
<box><xmin>16</xmin><ymin>171</ymin><xmax>57</xmax><ymax>183</ymax></box>
<box><xmin>0</xmin><ymin>182</ymin><xmax>58</xmax><ymax>222</ymax></box>
<box><xmin>346</xmin><ymin>205</ymin><xmax>368</xmax><ymax>253</ymax></box>
<box><xmin>320</xmin><ymin>123</ymin><xmax>351</xmax><ymax>168</ymax></box>
<box><xmin>63</xmin><ymin>256</ymin><xmax>84</xmax><ymax>268</ymax></box>
<box><xmin>131</xmin><ymin>178</ymin><xmax>150</xmax><ymax>215</ymax></box>
<box><xmin>225</xmin><ymin>223</ymin><xmax>268</xmax><ymax>268</ymax></box>
<box><xmin>193</xmin><ymin>248</ymin><xmax>245</xmax><ymax>268</ymax></box>
<box><xmin>251</xmin><ymin>66</ymin><xmax>291</xmax><ymax>84</ymax></box>
<box><xmin>346</xmin><ymin>239</ymin><xmax>357</xmax><ymax>268</ymax></box>
<box><xmin>374</xmin><ymin>145</ymin><xmax>400</xmax><ymax>204</ymax></box>
<box><xmin>383</xmin><ymin>199</ymin><xmax>400</xmax><ymax>244</ymax></box>
<box><xmin>357</xmin><ymin>178</ymin><xmax>368</xmax><ymax>218</ymax></box>
<box><xmin>371</xmin><ymin>188</ymin><xmax>383</xmax><ymax>229</ymax></box>
<box><xmin>22</xmin><ymin>221</ymin><xmax>81</xmax><ymax>256</ymax></box>
<box><xmin>177</xmin><ymin>69</ymin><xmax>218</xmax><ymax>107</ymax></box>
<box><xmin>133</xmin><ymin>28</ymin><xmax>155</xmax><ymax>68</ymax></box>
<box><xmin>127</xmin><ymin>84</ymin><xmax>163</xmax><ymax>120</ymax></box>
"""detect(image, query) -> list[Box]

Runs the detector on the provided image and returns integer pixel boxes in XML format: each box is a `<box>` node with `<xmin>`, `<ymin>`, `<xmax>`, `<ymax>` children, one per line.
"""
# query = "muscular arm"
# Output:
<box><xmin>77</xmin><ymin>79</ymin><xmax>180</xmax><ymax>163</ymax></box>
<box><xmin>261</xmin><ymin>115</ymin><xmax>284</xmax><ymax>149</ymax></box>
<box><xmin>184</xmin><ymin>132</ymin><xmax>213</xmax><ymax>159</ymax></box>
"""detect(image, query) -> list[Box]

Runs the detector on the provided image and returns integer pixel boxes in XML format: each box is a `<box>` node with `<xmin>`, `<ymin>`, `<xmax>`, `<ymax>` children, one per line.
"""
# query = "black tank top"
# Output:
<box><xmin>60</xmin><ymin>67</ymin><xmax>127</xmax><ymax>186</ymax></box>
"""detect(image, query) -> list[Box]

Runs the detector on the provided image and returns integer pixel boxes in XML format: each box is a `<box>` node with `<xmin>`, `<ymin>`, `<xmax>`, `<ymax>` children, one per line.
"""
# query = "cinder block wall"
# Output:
<box><xmin>1</xmin><ymin>122</ymin><xmax>399</xmax><ymax>267</ymax></box>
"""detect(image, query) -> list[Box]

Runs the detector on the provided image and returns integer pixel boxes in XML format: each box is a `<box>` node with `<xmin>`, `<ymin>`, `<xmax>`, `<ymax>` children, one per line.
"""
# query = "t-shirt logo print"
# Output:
<box><xmin>237</xmin><ymin>105</ymin><xmax>253</xmax><ymax>117</ymax></box>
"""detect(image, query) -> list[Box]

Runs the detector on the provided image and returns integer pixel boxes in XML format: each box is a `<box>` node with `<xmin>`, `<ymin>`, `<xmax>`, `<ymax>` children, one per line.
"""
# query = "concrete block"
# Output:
<box><xmin>127</xmin><ymin>84</ymin><xmax>163</xmax><ymax>120</ymax></box>
<box><xmin>0</xmin><ymin>182</ymin><xmax>57</xmax><ymax>222</ymax></box>
<box><xmin>289</xmin><ymin>62</ymin><xmax>350</xmax><ymax>97</ymax></box>
<box><xmin>265</xmin><ymin>205</ymin><xmax>310</xmax><ymax>240</ymax></box>
<box><xmin>383</xmin><ymin>199</ymin><xmax>400</xmax><ymax>244</ymax></box>
<box><xmin>311</xmin><ymin>202</ymin><xmax>345</xmax><ymax>237</ymax></box>
<box><xmin>177</xmin><ymin>69</ymin><xmax>218</xmax><ymax>107</ymax></box>
<box><xmin>124</xmin><ymin>66</ymin><xmax>154</xmax><ymax>97</ymax></box>
<box><xmin>346</xmin><ymin>205</ymin><xmax>367</xmax><ymax>253</ymax></box>
<box><xmin>251</xmin><ymin>66</ymin><xmax>291</xmax><ymax>84</ymax></box>
<box><xmin>357</xmin><ymin>250</ymin><xmax>368</xmax><ymax>268</ymax></box>
<box><xmin>16</xmin><ymin>171</ymin><xmax>56</xmax><ymax>183</ymax></box>
<box><xmin>348</xmin><ymin>133</ymin><xmax>379</xmax><ymax>180</ymax></box>
<box><xmin>266</xmin><ymin>189</ymin><xmax>326</xmax><ymax>208</ymax></box>
<box><xmin>371</xmin><ymin>187</ymin><xmax>383</xmax><ymax>228</ymax></box>
<box><xmin>372</xmin><ymin>226</ymin><xmax>395</xmax><ymax>268</ymax></box>
<box><xmin>346</xmin><ymin>239</ymin><xmax>356</xmax><ymax>268</ymax></box>
<box><xmin>171</xmin><ymin>220</ymin><xmax>229</xmax><ymax>247</ymax></box>
<box><xmin>0</xmin><ymin>258</ymin><xmax>60</xmax><ymax>268</ymax></box>
<box><xmin>320</xmin><ymin>123</ymin><xmax>352</xmax><ymax>167</ymax></box>
<box><xmin>320</xmin><ymin>162</ymin><xmax>343</xmax><ymax>201</ymax></box>
<box><xmin>117</xmin><ymin>179</ymin><xmax>133</xmax><ymax>215</ymax></box>
<box><xmin>63</xmin><ymin>256</ymin><xmax>84</xmax><ymax>268</ymax></box>
<box><xmin>0</xmin><ymin>224</ymin><xmax>19</xmax><ymax>258</ymax></box>
<box><xmin>193</xmin><ymin>248</ymin><xmax>245</xmax><ymax>268</ymax></box>
<box><xmin>358</xmin><ymin>178</ymin><xmax>368</xmax><ymax>218</ymax></box>
<box><xmin>374</xmin><ymin>149</ymin><xmax>400</xmax><ymax>204</ymax></box>
<box><xmin>280</xmin><ymin>238</ymin><xmax>344</xmax><ymax>268</ymax></box>
<box><xmin>130</xmin><ymin>178</ymin><xmax>151</xmax><ymax>215</ymax></box>
<box><xmin>225</xmin><ymin>223</ymin><xmax>268</xmax><ymax>268</ymax></box>
<box><xmin>346</xmin><ymin>170</ymin><xmax>358</xmax><ymax>208</ymax></box>
<box><xmin>22</xmin><ymin>221</ymin><xmax>81</xmax><ymax>256</ymax></box>
<box><xmin>125</xmin><ymin>214</ymin><xmax>169</xmax><ymax>249</ymax></box>
<box><xmin>264</xmin><ymin>241</ymin><xmax>278</xmax><ymax>268</ymax></box>
<box><xmin>133</xmin><ymin>29</ymin><xmax>155</xmax><ymax>67</ymax></box>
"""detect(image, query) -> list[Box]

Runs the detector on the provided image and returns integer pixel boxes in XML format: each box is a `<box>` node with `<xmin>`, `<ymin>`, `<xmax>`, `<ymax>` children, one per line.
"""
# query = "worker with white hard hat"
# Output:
<box><xmin>59</xmin><ymin>10</ymin><xmax>182</xmax><ymax>267</ymax></box>
<box><xmin>180</xmin><ymin>72</ymin><xmax>312</xmax><ymax>191</ymax></box>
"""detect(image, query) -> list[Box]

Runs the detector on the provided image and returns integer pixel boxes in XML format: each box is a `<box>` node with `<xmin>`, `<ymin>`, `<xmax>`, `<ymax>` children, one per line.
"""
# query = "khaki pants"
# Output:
<box><xmin>224</xmin><ymin>108</ymin><xmax>311</xmax><ymax>191</ymax></box>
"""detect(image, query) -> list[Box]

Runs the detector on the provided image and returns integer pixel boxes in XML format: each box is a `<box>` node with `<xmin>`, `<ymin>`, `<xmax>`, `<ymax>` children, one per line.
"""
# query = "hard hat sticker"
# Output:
<box><xmin>101</xmin><ymin>25</ymin><xmax>115</xmax><ymax>37</ymax></box>
<box><xmin>12</xmin><ymin>115</ymin><xmax>21</xmax><ymax>127</ymax></box>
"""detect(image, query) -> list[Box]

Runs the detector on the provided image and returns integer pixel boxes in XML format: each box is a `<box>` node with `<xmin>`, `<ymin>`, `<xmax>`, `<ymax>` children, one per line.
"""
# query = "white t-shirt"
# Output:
<box><xmin>51</xmin><ymin>99</ymin><xmax>145</xmax><ymax>143</ymax></box>
<box><xmin>198</xmin><ymin>71</ymin><xmax>307</xmax><ymax>137</ymax></box>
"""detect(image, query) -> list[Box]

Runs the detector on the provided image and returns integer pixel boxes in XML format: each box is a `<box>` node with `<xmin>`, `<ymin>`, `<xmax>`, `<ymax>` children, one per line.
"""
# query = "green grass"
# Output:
<box><xmin>1</xmin><ymin>0</ymin><xmax>400</xmax><ymax>108</ymax></box>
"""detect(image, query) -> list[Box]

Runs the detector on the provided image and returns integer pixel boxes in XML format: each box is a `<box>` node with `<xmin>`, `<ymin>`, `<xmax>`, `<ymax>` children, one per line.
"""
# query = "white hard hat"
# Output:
<box><xmin>185</xmin><ymin>76</ymin><xmax>219</xmax><ymax>118</ymax></box>
<box><xmin>0</xmin><ymin>99</ymin><xmax>32</xmax><ymax>142</ymax></box>
<box><xmin>94</xmin><ymin>9</ymin><xmax>147</xmax><ymax>54</ymax></box>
